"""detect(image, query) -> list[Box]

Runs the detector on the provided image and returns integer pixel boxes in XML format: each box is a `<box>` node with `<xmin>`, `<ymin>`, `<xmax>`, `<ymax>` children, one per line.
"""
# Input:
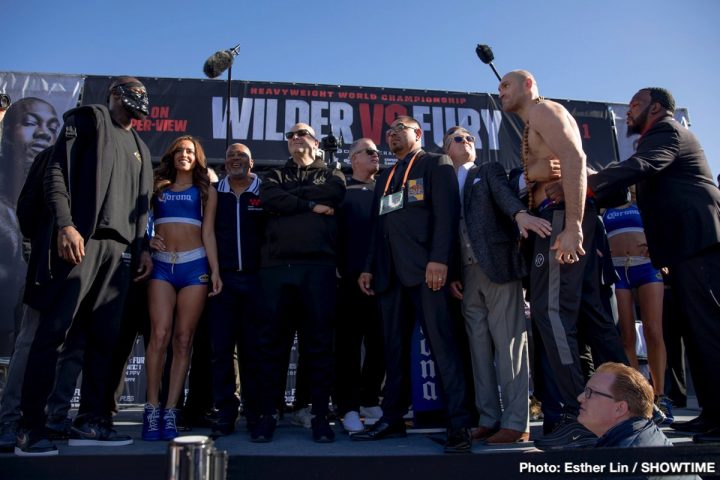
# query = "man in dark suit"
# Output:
<box><xmin>445</xmin><ymin>126</ymin><xmax>550</xmax><ymax>444</ymax></box>
<box><xmin>584</xmin><ymin>88</ymin><xmax>720</xmax><ymax>444</ymax></box>
<box><xmin>354</xmin><ymin>116</ymin><xmax>473</xmax><ymax>453</ymax></box>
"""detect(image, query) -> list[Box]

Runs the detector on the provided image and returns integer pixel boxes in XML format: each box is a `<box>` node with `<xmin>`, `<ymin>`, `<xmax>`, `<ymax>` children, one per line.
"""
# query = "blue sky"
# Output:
<box><xmin>2</xmin><ymin>0</ymin><xmax>719</xmax><ymax>179</ymax></box>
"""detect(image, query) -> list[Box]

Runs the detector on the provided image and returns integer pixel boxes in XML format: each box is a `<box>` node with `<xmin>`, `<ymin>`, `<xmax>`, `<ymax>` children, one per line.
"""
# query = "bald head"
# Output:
<box><xmin>225</xmin><ymin>142</ymin><xmax>253</xmax><ymax>181</ymax></box>
<box><xmin>286</xmin><ymin>122</ymin><xmax>319</xmax><ymax>166</ymax></box>
<box><xmin>499</xmin><ymin>69</ymin><xmax>539</xmax><ymax>114</ymax></box>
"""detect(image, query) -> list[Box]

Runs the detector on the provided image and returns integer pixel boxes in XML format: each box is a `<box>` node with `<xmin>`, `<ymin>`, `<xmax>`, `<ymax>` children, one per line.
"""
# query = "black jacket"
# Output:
<box><xmin>366</xmin><ymin>150</ymin><xmax>459</xmax><ymax>292</ymax></box>
<box><xmin>595</xmin><ymin>417</ymin><xmax>671</xmax><ymax>448</ymax></box>
<box><xmin>214</xmin><ymin>175</ymin><xmax>265</xmax><ymax>272</ymax></box>
<box><xmin>589</xmin><ymin>116</ymin><xmax>720</xmax><ymax>268</ymax></box>
<box><xmin>25</xmin><ymin>105</ymin><xmax>152</xmax><ymax>309</ymax></box>
<box><xmin>260</xmin><ymin>157</ymin><xmax>346</xmax><ymax>266</ymax></box>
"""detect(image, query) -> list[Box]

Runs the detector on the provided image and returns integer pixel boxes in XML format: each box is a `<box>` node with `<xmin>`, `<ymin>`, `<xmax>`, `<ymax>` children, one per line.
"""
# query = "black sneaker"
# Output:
<box><xmin>68</xmin><ymin>419</ymin><xmax>133</xmax><ymax>447</ymax></box>
<box><xmin>45</xmin><ymin>416</ymin><xmax>72</xmax><ymax>440</ymax></box>
<box><xmin>311</xmin><ymin>415</ymin><xmax>335</xmax><ymax>443</ymax></box>
<box><xmin>250</xmin><ymin>415</ymin><xmax>277</xmax><ymax>443</ymax></box>
<box><xmin>0</xmin><ymin>422</ymin><xmax>18</xmax><ymax>453</ymax></box>
<box><xmin>14</xmin><ymin>429</ymin><xmax>58</xmax><ymax>456</ymax></box>
<box><xmin>651</xmin><ymin>403</ymin><xmax>667</xmax><ymax>426</ymax></box>
<box><xmin>533</xmin><ymin>415</ymin><xmax>596</xmax><ymax>450</ymax></box>
<box><xmin>444</xmin><ymin>427</ymin><xmax>472</xmax><ymax>453</ymax></box>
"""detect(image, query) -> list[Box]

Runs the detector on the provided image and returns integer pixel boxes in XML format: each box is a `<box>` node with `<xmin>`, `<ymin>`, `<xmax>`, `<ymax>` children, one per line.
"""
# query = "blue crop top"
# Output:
<box><xmin>602</xmin><ymin>203</ymin><xmax>644</xmax><ymax>238</ymax></box>
<box><xmin>153</xmin><ymin>185</ymin><xmax>202</xmax><ymax>227</ymax></box>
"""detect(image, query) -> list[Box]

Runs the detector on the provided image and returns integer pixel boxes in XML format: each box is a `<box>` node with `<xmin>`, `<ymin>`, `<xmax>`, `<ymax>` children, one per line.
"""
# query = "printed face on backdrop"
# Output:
<box><xmin>2</xmin><ymin>97</ymin><xmax>60</xmax><ymax>171</ymax></box>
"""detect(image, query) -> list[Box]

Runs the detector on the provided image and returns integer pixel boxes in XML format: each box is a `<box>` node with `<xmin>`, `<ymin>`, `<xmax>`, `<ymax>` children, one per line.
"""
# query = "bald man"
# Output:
<box><xmin>207</xmin><ymin>143</ymin><xmax>265</xmax><ymax>436</ymax></box>
<box><xmin>251</xmin><ymin>123</ymin><xmax>346</xmax><ymax>443</ymax></box>
<box><xmin>499</xmin><ymin>70</ymin><xmax>603</xmax><ymax>450</ymax></box>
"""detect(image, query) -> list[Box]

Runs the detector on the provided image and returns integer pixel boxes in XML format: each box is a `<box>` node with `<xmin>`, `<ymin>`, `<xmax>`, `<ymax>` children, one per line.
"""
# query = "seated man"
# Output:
<box><xmin>579</xmin><ymin>362</ymin><xmax>669</xmax><ymax>447</ymax></box>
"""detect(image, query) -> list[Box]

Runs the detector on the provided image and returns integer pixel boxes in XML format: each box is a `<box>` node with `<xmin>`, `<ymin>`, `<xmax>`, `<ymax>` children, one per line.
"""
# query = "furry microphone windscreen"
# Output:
<box><xmin>203</xmin><ymin>50</ymin><xmax>234</xmax><ymax>79</ymax></box>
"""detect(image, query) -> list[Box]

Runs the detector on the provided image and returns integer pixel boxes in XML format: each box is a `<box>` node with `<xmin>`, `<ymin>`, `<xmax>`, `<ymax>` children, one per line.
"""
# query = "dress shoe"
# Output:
<box><xmin>670</xmin><ymin>415</ymin><xmax>718</xmax><ymax>434</ymax></box>
<box><xmin>693</xmin><ymin>427</ymin><xmax>720</xmax><ymax>444</ymax></box>
<box><xmin>485</xmin><ymin>428</ymin><xmax>530</xmax><ymax>445</ymax></box>
<box><xmin>471</xmin><ymin>425</ymin><xmax>499</xmax><ymax>441</ymax></box>
<box><xmin>444</xmin><ymin>427</ymin><xmax>472</xmax><ymax>453</ymax></box>
<box><xmin>351</xmin><ymin>419</ymin><xmax>406</xmax><ymax>441</ymax></box>
<box><xmin>311</xmin><ymin>415</ymin><xmax>335</xmax><ymax>443</ymax></box>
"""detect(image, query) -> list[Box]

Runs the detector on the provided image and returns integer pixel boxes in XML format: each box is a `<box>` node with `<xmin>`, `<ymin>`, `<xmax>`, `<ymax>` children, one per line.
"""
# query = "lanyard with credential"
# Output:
<box><xmin>382</xmin><ymin>151</ymin><xmax>421</xmax><ymax>196</ymax></box>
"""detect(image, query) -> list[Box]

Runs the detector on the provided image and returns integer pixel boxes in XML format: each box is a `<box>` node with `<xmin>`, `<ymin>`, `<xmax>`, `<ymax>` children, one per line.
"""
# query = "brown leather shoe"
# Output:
<box><xmin>485</xmin><ymin>428</ymin><xmax>530</xmax><ymax>444</ymax></box>
<box><xmin>471</xmin><ymin>425</ymin><xmax>499</xmax><ymax>441</ymax></box>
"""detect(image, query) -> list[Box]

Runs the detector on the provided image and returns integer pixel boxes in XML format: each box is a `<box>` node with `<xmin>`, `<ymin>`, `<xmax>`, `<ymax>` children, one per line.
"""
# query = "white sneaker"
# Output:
<box><xmin>359</xmin><ymin>405</ymin><xmax>383</xmax><ymax>419</ymax></box>
<box><xmin>342</xmin><ymin>411</ymin><xmax>364</xmax><ymax>433</ymax></box>
<box><xmin>291</xmin><ymin>407</ymin><xmax>313</xmax><ymax>429</ymax></box>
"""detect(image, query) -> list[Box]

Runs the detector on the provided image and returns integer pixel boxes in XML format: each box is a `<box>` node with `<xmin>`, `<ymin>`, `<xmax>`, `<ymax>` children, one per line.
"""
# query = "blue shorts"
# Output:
<box><xmin>151</xmin><ymin>247</ymin><xmax>209</xmax><ymax>290</ymax></box>
<box><xmin>613</xmin><ymin>260</ymin><xmax>663</xmax><ymax>290</ymax></box>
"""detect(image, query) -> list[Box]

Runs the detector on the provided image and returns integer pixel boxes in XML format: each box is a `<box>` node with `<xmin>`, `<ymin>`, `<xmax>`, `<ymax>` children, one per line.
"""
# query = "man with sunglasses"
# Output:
<box><xmin>15</xmin><ymin>77</ymin><xmax>154</xmax><ymax>455</ymax></box>
<box><xmin>355</xmin><ymin>116</ymin><xmax>474</xmax><ymax>453</ymax></box>
<box><xmin>334</xmin><ymin>138</ymin><xmax>385</xmax><ymax>433</ymax></box>
<box><xmin>251</xmin><ymin>123</ymin><xmax>346</xmax><ymax>444</ymax></box>
<box><xmin>444</xmin><ymin>126</ymin><xmax>551</xmax><ymax>445</ymax></box>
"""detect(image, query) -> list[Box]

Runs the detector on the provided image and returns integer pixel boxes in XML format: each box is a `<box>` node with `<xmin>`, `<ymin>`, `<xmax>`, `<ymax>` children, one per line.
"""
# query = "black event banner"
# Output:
<box><xmin>82</xmin><ymin>76</ymin><xmax>618</xmax><ymax>171</ymax></box>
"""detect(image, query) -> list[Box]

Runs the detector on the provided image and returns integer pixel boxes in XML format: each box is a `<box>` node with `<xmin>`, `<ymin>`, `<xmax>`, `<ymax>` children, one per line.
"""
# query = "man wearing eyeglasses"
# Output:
<box><xmin>251</xmin><ymin>123</ymin><xmax>346</xmax><ymax>444</ymax></box>
<box><xmin>578</xmin><ymin>362</ymin><xmax>674</xmax><ymax>448</ymax></box>
<box><xmin>354</xmin><ymin>116</ymin><xmax>474</xmax><ymax>453</ymax></box>
<box><xmin>334</xmin><ymin>138</ymin><xmax>385</xmax><ymax>433</ymax></box>
<box><xmin>444</xmin><ymin>126</ymin><xmax>551</xmax><ymax>445</ymax></box>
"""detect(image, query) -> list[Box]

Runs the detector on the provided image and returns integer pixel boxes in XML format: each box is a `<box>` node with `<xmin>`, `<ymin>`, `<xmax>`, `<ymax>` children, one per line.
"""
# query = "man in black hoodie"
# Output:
<box><xmin>251</xmin><ymin>123</ymin><xmax>345</xmax><ymax>444</ymax></box>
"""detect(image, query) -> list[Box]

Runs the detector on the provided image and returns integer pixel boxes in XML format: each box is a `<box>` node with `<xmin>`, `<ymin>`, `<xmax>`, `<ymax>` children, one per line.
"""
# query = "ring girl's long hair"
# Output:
<box><xmin>153</xmin><ymin>135</ymin><xmax>211</xmax><ymax>208</ymax></box>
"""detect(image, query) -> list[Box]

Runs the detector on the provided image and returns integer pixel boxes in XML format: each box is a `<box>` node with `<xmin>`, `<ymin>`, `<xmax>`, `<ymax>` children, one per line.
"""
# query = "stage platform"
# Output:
<box><xmin>2</xmin><ymin>401</ymin><xmax>719</xmax><ymax>480</ymax></box>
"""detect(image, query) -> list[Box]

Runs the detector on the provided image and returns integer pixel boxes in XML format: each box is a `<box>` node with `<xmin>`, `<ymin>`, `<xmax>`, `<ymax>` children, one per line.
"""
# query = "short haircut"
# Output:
<box><xmin>393</xmin><ymin>115</ymin><xmax>420</xmax><ymax>129</ymax></box>
<box><xmin>349</xmin><ymin>138</ymin><xmax>370</xmax><ymax>157</ymax></box>
<box><xmin>596</xmin><ymin>362</ymin><xmax>654</xmax><ymax>419</ymax></box>
<box><xmin>642</xmin><ymin>87</ymin><xmax>675</xmax><ymax>113</ymax></box>
<box><xmin>443</xmin><ymin>126</ymin><xmax>472</xmax><ymax>150</ymax></box>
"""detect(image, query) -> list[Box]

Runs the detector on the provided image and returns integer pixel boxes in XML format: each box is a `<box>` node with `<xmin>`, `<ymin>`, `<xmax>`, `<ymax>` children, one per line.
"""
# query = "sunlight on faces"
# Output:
<box><xmin>444</xmin><ymin>127</ymin><xmax>476</xmax><ymax>163</ymax></box>
<box><xmin>350</xmin><ymin>139</ymin><xmax>380</xmax><ymax>175</ymax></box>
<box><xmin>173</xmin><ymin>139</ymin><xmax>197</xmax><ymax>172</ymax></box>
<box><xmin>577</xmin><ymin>372</ymin><xmax>623</xmax><ymax>437</ymax></box>
<box><xmin>287</xmin><ymin>122</ymin><xmax>318</xmax><ymax>157</ymax></box>
<box><xmin>225</xmin><ymin>144</ymin><xmax>253</xmax><ymax>179</ymax></box>
<box><xmin>385</xmin><ymin>119</ymin><xmax>420</xmax><ymax>156</ymax></box>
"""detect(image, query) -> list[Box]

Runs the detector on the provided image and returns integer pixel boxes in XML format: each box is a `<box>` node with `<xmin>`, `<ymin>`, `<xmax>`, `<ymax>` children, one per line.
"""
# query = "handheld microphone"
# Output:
<box><xmin>475</xmin><ymin>44</ymin><xmax>502</xmax><ymax>82</ymax></box>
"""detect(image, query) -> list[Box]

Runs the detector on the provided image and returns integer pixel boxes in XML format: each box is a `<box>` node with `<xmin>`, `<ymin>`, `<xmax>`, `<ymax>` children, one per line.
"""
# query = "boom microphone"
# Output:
<box><xmin>203</xmin><ymin>44</ymin><xmax>241</xmax><ymax>79</ymax></box>
<box><xmin>475</xmin><ymin>44</ymin><xmax>502</xmax><ymax>82</ymax></box>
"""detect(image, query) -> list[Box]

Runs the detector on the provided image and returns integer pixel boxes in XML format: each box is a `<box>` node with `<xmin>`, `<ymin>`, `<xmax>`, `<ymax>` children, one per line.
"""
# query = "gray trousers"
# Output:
<box><xmin>462</xmin><ymin>263</ymin><xmax>529</xmax><ymax>432</ymax></box>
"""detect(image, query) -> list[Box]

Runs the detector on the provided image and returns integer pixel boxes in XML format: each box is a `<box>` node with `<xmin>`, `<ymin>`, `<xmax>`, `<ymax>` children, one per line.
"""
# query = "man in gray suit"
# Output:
<box><xmin>445</xmin><ymin>126</ymin><xmax>550</xmax><ymax>444</ymax></box>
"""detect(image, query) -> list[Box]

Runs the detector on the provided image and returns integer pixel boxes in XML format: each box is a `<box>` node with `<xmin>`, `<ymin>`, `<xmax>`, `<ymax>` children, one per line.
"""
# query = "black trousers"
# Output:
<box><xmin>377</xmin><ymin>278</ymin><xmax>472</xmax><ymax>429</ymax></box>
<box><xmin>672</xmin><ymin>245</ymin><xmax>720</xmax><ymax>422</ymax></box>
<box><xmin>21</xmin><ymin>238</ymin><xmax>132</xmax><ymax>430</ymax></box>
<box><xmin>256</xmin><ymin>264</ymin><xmax>336</xmax><ymax>417</ymax></box>
<box><xmin>207</xmin><ymin>271</ymin><xmax>260</xmax><ymax>423</ymax></box>
<box><xmin>334</xmin><ymin>276</ymin><xmax>385</xmax><ymax>414</ymax></box>
<box><xmin>530</xmin><ymin>205</ymin><xmax>598</xmax><ymax>414</ymax></box>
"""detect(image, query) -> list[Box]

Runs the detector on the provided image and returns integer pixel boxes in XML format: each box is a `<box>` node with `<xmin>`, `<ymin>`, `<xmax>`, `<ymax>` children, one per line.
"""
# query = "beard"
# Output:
<box><xmin>626</xmin><ymin>105</ymin><xmax>650</xmax><ymax>137</ymax></box>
